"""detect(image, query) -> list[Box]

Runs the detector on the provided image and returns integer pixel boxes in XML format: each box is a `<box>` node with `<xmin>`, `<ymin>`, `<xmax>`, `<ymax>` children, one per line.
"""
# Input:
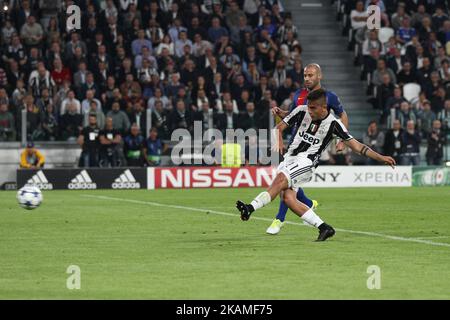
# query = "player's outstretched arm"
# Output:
<box><xmin>271</xmin><ymin>107</ymin><xmax>289</xmax><ymax>119</ymax></box>
<box><xmin>272</xmin><ymin>120</ymin><xmax>288</xmax><ymax>154</ymax></box>
<box><xmin>344</xmin><ymin>138</ymin><xmax>396</xmax><ymax>168</ymax></box>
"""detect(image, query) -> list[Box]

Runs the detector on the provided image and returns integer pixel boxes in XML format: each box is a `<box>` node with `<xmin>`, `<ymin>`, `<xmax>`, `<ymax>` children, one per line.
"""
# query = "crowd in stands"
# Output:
<box><xmin>341</xmin><ymin>0</ymin><xmax>449</xmax><ymax>165</ymax></box>
<box><xmin>0</xmin><ymin>0</ymin><xmax>305</xmax><ymax>167</ymax></box>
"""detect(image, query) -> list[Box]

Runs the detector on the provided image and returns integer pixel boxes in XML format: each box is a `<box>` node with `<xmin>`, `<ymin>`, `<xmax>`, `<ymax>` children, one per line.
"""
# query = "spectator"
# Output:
<box><xmin>372</xmin><ymin>59</ymin><xmax>396</xmax><ymax>87</ymax></box>
<box><xmin>60</xmin><ymin>102</ymin><xmax>83</xmax><ymax>141</ymax></box>
<box><xmin>124</xmin><ymin>123</ymin><xmax>145</xmax><ymax>167</ymax></box>
<box><xmin>106</xmin><ymin>102</ymin><xmax>131</xmax><ymax>134</ymax></box>
<box><xmin>1</xmin><ymin>18</ymin><xmax>17</xmax><ymax>47</ymax></box>
<box><xmin>397</xmin><ymin>101</ymin><xmax>417</xmax><ymax>128</ymax></box>
<box><xmin>40</xmin><ymin>103</ymin><xmax>58</xmax><ymax>141</ymax></box>
<box><xmin>81</xmin><ymin>90</ymin><xmax>102</xmax><ymax>115</ymax></box>
<box><xmin>396</xmin><ymin>17</ymin><xmax>416</xmax><ymax>45</ymax></box>
<box><xmin>2</xmin><ymin>34</ymin><xmax>27</xmax><ymax>68</ymax></box>
<box><xmin>84</xmin><ymin>100</ymin><xmax>105</xmax><ymax>130</ymax></box>
<box><xmin>208</xmin><ymin>17</ymin><xmax>229</xmax><ymax>44</ymax></box>
<box><xmin>375</xmin><ymin>72</ymin><xmax>395</xmax><ymax>111</ymax></box>
<box><xmin>28</xmin><ymin>62</ymin><xmax>56</xmax><ymax>99</ymax></box>
<box><xmin>426</xmin><ymin>120</ymin><xmax>446</xmax><ymax>165</ymax></box>
<box><xmin>51</xmin><ymin>58</ymin><xmax>72</xmax><ymax>88</ymax></box>
<box><xmin>151</xmin><ymin>100</ymin><xmax>170</xmax><ymax>140</ymax></box>
<box><xmin>79</xmin><ymin>72</ymin><xmax>100</xmax><ymax>101</ymax></box>
<box><xmin>391</xmin><ymin>3</ymin><xmax>410</xmax><ymax>31</ymax></box>
<box><xmin>216</xmin><ymin>100</ymin><xmax>239</xmax><ymax>133</ymax></box>
<box><xmin>384</xmin><ymin>119</ymin><xmax>404</xmax><ymax>164</ymax></box>
<box><xmin>78</xmin><ymin>113</ymin><xmax>101</xmax><ymax>167</ymax></box>
<box><xmin>20</xmin><ymin>142</ymin><xmax>45</xmax><ymax>169</ymax></box>
<box><xmin>437</xmin><ymin>100</ymin><xmax>450</xmax><ymax>134</ymax></box>
<box><xmin>362</xmin><ymin>121</ymin><xmax>385</xmax><ymax>165</ymax></box>
<box><xmin>384</xmin><ymin>86</ymin><xmax>407</xmax><ymax>122</ymax></box>
<box><xmin>174</xmin><ymin>31</ymin><xmax>193</xmax><ymax>58</ymax></box>
<box><xmin>168</xmin><ymin>99</ymin><xmax>193</xmax><ymax>132</ymax></box>
<box><xmin>400</xmin><ymin>120</ymin><xmax>421</xmax><ymax>166</ymax></box>
<box><xmin>65</xmin><ymin>32</ymin><xmax>88</xmax><ymax>61</ymax></box>
<box><xmin>417</xmin><ymin>100</ymin><xmax>436</xmax><ymax>137</ymax></box>
<box><xmin>127</xmin><ymin>102</ymin><xmax>146</xmax><ymax>131</ymax></box>
<box><xmin>430</xmin><ymin>86</ymin><xmax>446</xmax><ymax>114</ymax></box>
<box><xmin>397</xmin><ymin>61</ymin><xmax>419</xmax><ymax>86</ymax></box>
<box><xmin>23</xmin><ymin>95</ymin><xmax>41</xmax><ymax>140</ymax></box>
<box><xmin>99</xmin><ymin>117</ymin><xmax>123</xmax><ymax>167</ymax></box>
<box><xmin>73</xmin><ymin>61</ymin><xmax>88</xmax><ymax>90</ymax></box>
<box><xmin>0</xmin><ymin>103</ymin><xmax>16</xmax><ymax>141</ymax></box>
<box><xmin>386</xmin><ymin>48</ymin><xmax>405</xmax><ymax>74</ymax></box>
<box><xmin>216</xmin><ymin>91</ymin><xmax>238</xmax><ymax>114</ymax></box>
<box><xmin>20</xmin><ymin>15</ymin><xmax>44</xmax><ymax>48</ymax></box>
<box><xmin>143</xmin><ymin>127</ymin><xmax>166</xmax><ymax>166</ymax></box>
<box><xmin>11</xmin><ymin>79</ymin><xmax>27</xmax><ymax>109</ymax></box>
<box><xmin>240</xmin><ymin>102</ymin><xmax>260</xmax><ymax>131</ymax></box>
<box><xmin>194</xmin><ymin>99</ymin><xmax>215</xmax><ymax>132</ymax></box>
<box><xmin>60</xmin><ymin>90</ymin><xmax>81</xmax><ymax>115</ymax></box>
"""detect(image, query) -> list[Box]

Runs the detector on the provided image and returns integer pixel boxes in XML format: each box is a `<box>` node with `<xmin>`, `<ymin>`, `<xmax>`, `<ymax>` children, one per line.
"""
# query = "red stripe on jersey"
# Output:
<box><xmin>296</xmin><ymin>88</ymin><xmax>309</xmax><ymax>107</ymax></box>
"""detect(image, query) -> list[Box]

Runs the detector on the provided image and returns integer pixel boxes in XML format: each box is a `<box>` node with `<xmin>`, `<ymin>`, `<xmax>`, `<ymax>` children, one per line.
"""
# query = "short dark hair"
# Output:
<box><xmin>307</xmin><ymin>88</ymin><xmax>327</xmax><ymax>103</ymax></box>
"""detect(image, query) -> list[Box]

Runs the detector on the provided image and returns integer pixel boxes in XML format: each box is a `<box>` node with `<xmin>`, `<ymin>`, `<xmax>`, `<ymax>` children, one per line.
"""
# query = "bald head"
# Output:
<box><xmin>304</xmin><ymin>63</ymin><xmax>322</xmax><ymax>75</ymax></box>
<box><xmin>304</xmin><ymin>63</ymin><xmax>322</xmax><ymax>90</ymax></box>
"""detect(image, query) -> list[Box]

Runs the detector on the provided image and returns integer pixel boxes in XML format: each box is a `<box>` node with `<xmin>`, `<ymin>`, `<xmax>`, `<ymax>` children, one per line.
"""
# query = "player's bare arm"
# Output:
<box><xmin>344</xmin><ymin>138</ymin><xmax>396</xmax><ymax>168</ymax></box>
<box><xmin>336</xmin><ymin>111</ymin><xmax>349</xmax><ymax>152</ymax></box>
<box><xmin>272</xmin><ymin>119</ymin><xmax>288</xmax><ymax>154</ymax></box>
<box><xmin>271</xmin><ymin>106</ymin><xmax>290</xmax><ymax>119</ymax></box>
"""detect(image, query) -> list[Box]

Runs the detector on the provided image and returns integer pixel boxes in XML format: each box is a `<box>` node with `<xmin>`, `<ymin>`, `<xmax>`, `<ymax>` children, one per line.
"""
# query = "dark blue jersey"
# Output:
<box><xmin>289</xmin><ymin>88</ymin><xmax>345</xmax><ymax>116</ymax></box>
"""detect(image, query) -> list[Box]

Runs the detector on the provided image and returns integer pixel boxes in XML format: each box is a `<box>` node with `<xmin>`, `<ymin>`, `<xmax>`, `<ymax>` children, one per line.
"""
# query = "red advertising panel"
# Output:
<box><xmin>148</xmin><ymin>167</ymin><xmax>277</xmax><ymax>189</ymax></box>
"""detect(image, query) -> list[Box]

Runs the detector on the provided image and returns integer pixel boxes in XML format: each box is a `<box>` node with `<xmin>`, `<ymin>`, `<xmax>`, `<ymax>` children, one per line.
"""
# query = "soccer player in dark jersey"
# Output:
<box><xmin>236</xmin><ymin>89</ymin><xmax>395</xmax><ymax>241</ymax></box>
<box><xmin>267</xmin><ymin>63</ymin><xmax>349</xmax><ymax>235</ymax></box>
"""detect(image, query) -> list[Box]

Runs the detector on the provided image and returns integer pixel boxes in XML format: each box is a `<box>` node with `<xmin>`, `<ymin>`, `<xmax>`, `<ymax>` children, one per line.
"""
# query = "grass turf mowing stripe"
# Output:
<box><xmin>82</xmin><ymin>194</ymin><xmax>450</xmax><ymax>249</ymax></box>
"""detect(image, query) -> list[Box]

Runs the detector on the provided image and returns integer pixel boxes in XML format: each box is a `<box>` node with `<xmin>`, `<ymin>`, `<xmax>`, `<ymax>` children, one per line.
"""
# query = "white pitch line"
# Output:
<box><xmin>412</xmin><ymin>236</ymin><xmax>450</xmax><ymax>240</ymax></box>
<box><xmin>82</xmin><ymin>195</ymin><xmax>450</xmax><ymax>249</ymax></box>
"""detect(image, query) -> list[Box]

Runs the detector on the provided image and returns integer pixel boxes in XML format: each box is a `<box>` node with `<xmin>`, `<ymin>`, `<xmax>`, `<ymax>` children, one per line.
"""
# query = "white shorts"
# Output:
<box><xmin>277</xmin><ymin>156</ymin><xmax>314</xmax><ymax>189</ymax></box>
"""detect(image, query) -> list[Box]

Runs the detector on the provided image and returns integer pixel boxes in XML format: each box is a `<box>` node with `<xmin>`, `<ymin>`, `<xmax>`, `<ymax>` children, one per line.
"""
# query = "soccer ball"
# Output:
<box><xmin>17</xmin><ymin>186</ymin><xmax>43</xmax><ymax>210</ymax></box>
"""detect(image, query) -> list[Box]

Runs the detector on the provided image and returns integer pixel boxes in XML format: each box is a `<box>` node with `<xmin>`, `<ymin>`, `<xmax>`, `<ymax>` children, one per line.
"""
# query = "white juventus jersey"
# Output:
<box><xmin>283</xmin><ymin>105</ymin><xmax>353</xmax><ymax>166</ymax></box>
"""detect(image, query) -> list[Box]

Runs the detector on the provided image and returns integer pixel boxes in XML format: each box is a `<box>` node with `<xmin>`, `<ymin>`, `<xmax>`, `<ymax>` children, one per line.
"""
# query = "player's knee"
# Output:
<box><xmin>282</xmin><ymin>191</ymin><xmax>294</xmax><ymax>205</ymax></box>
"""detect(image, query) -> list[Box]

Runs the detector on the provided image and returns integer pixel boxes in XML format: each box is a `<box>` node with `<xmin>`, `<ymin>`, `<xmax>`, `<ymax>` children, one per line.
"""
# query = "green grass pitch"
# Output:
<box><xmin>0</xmin><ymin>187</ymin><xmax>449</xmax><ymax>299</ymax></box>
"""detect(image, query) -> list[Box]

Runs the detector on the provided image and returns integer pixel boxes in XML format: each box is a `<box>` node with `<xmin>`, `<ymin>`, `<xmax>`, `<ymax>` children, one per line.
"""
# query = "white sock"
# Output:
<box><xmin>301</xmin><ymin>209</ymin><xmax>324</xmax><ymax>228</ymax></box>
<box><xmin>250</xmin><ymin>191</ymin><xmax>271</xmax><ymax>211</ymax></box>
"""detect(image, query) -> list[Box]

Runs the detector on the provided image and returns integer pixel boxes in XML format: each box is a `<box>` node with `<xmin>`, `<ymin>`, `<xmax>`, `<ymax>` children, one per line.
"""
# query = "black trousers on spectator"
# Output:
<box><xmin>80</xmin><ymin>150</ymin><xmax>99</xmax><ymax>168</ymax></box>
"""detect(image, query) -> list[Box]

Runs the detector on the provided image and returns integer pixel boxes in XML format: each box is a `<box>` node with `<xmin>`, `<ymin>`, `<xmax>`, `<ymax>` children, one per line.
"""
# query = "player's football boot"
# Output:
<box><xmin>266</xmin><ymin>219</ymin><xmax>283</xmax><ymax>235</ymax></box>
<box><xmin>236</xmin><ymin>200</ymin><xmax>252</xmax><ymax>221</ymax></box>
<box><xmin>316</xmin><ymin>223</ymin><xmax>335</xmax><ymax>242</ymax></box>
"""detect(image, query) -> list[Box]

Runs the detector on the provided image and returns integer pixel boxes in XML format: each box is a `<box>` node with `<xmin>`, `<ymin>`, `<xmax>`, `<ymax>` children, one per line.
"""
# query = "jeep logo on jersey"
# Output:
<box><xmin>112</xmin><ymin>170</ymin><xmax>141</xmax><ymax>189</ymax></box>
<box><xmin>298</xmin><ymin>131</ymin><xmax>321</xmax><ymax>145</ymax></box>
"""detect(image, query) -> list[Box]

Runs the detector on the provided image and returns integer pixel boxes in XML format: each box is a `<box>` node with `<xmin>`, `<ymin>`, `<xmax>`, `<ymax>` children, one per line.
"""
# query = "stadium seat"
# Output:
<box><xmin>403</xmin><ymin>83</ymin><xmax>421</xmax><ymax>103</ymax></box>
<box><xmin>378</xmin><ymin>27</ymin><xmax>394</xmax><ymax>44</ymax></box>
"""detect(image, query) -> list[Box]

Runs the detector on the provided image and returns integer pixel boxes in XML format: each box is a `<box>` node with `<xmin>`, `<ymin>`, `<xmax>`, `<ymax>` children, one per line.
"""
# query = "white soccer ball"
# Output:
<box><xmin>17</xmin><ymin>186</ymin><xmax>43</xmax><ymax>210</ymax></box>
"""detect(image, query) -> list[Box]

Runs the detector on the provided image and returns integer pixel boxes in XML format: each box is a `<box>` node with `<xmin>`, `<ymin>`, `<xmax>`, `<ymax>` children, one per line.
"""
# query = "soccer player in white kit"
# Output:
<box><xmin>236</xmin><ymin>89</ymin><xmax>396</xmax><ymax>241</ymax></box>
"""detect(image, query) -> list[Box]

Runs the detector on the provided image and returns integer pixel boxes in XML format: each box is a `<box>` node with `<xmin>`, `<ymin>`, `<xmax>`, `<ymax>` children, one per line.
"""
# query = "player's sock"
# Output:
<box><xmin>300</xmin><ymin>209</ymin><xmax>324</xmax><ymax>228</ymax></box>
<box><xmin>296</xmin><ymin>188</ymin><xmax>313</xmax><ymax>208</ymax></box>
<box><xmin>250</xmin><ymin>191</ymin><xmax>271</xmax><ymax>211</ymax></box>
<box><xmin>275</xmin><ymin>200</ymin><xmax>289</xmax><ymax>222</ymax></box>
